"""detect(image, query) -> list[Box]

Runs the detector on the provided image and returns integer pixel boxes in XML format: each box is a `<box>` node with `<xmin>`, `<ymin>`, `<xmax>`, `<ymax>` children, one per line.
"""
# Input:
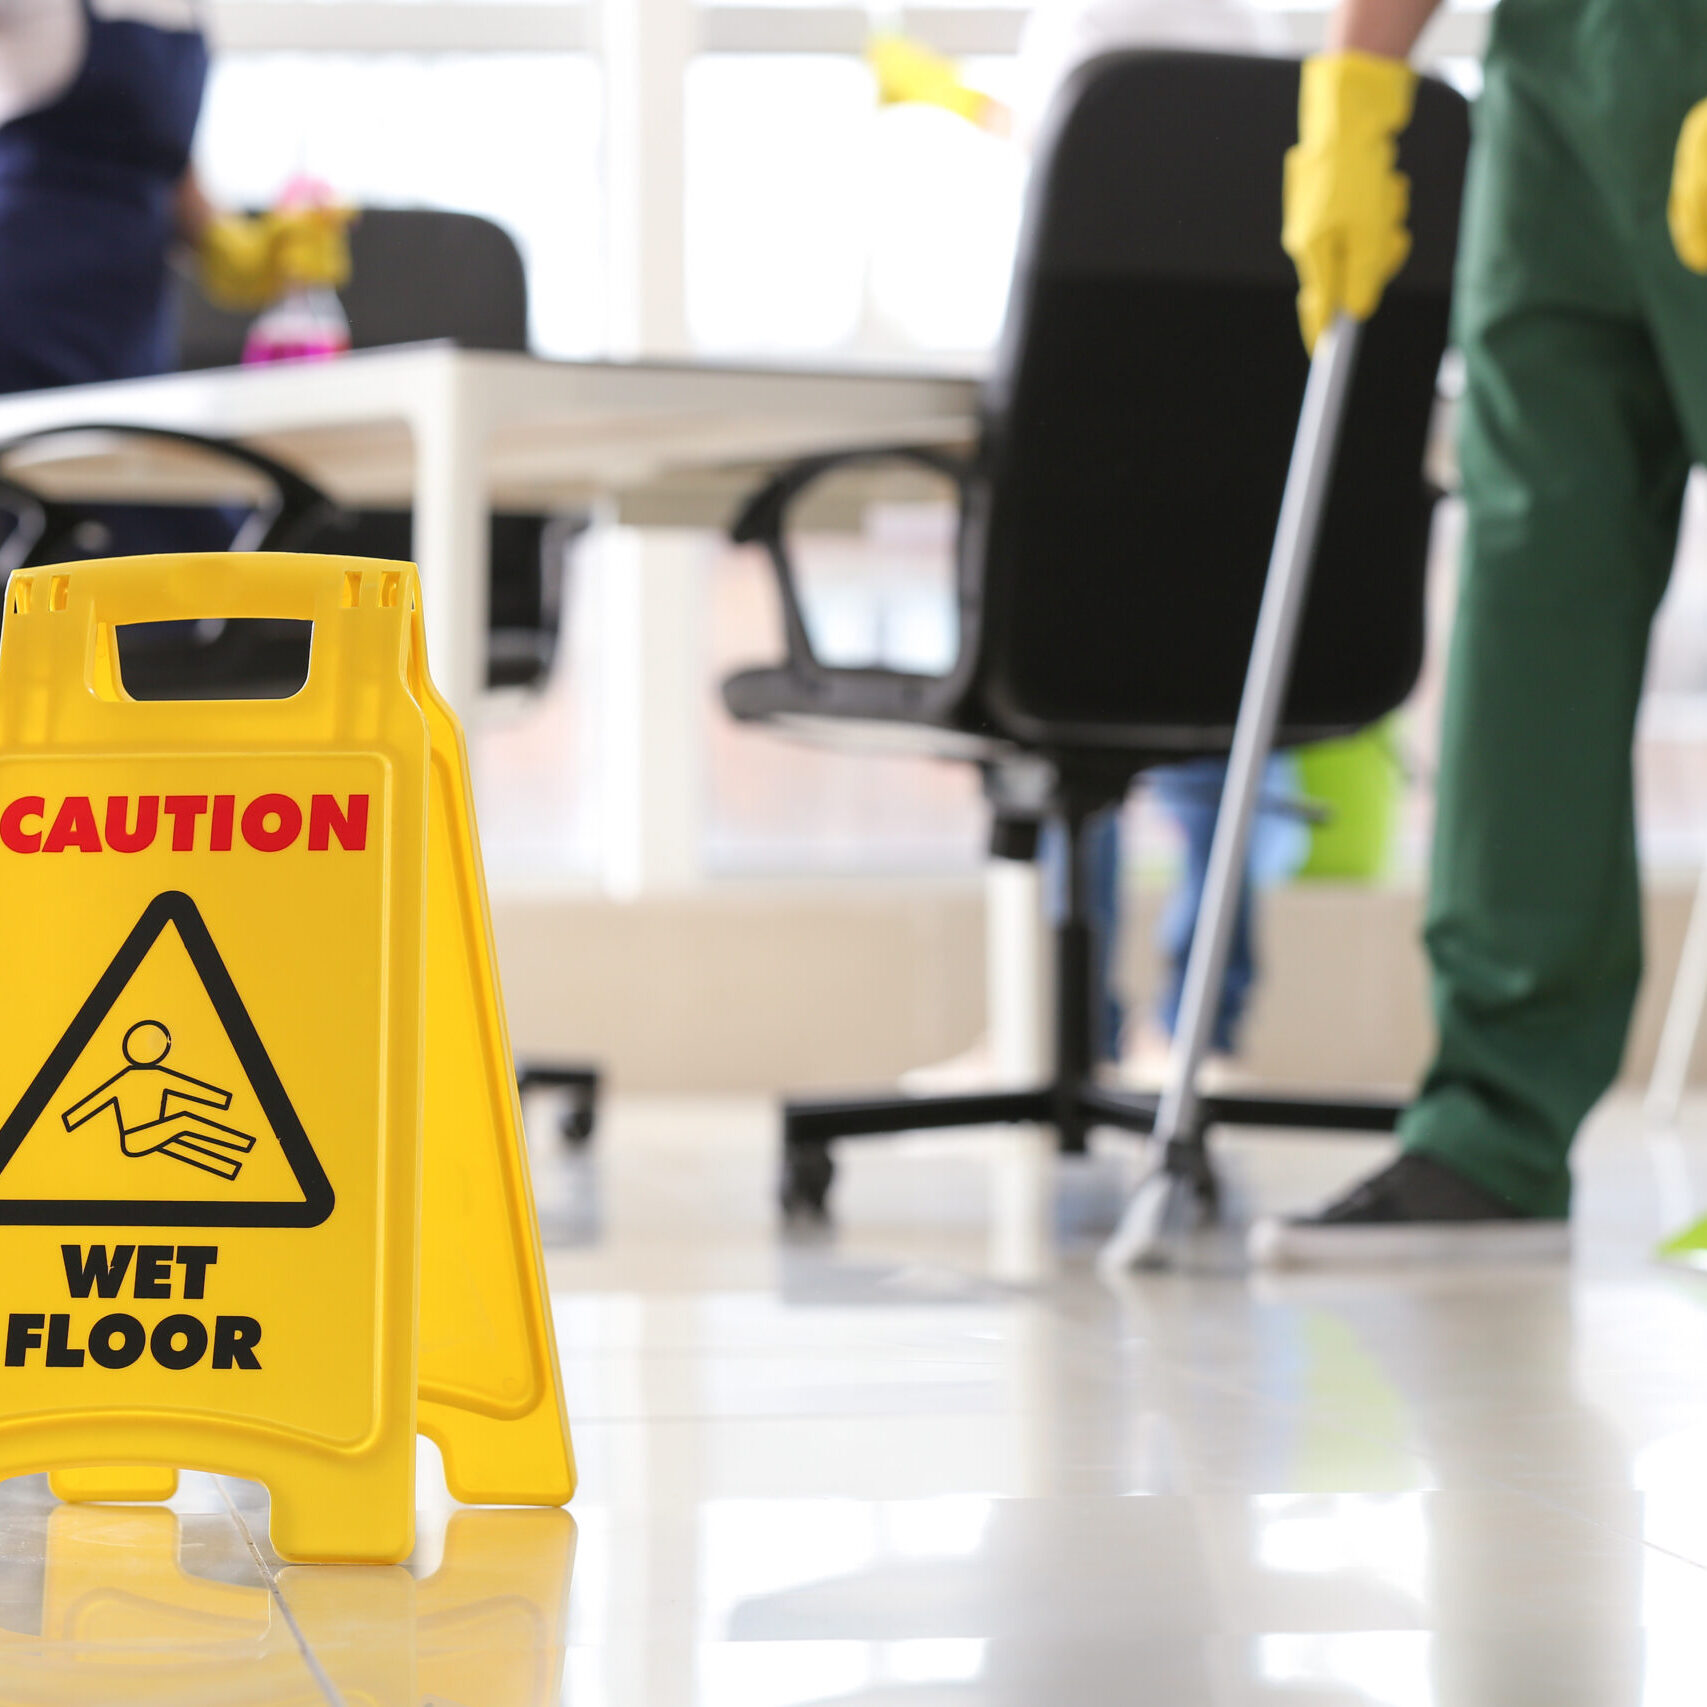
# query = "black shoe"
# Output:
<box><xmin>1248</xmin><ymin>1153</ymin><xmax>1569</xmax><ymax>1269</ymax></box>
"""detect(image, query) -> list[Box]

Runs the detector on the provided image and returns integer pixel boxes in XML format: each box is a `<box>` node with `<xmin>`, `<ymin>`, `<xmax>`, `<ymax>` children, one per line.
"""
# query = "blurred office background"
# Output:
<box><xmin>12</xmin><ymin>18</ymin><xmax>1707</xmax><ymax>1701</ymax></box>
<box><xmin>188</xmin><ymin>1</ymin><xmax>1707</xmax><ymax>1096</ymax></box>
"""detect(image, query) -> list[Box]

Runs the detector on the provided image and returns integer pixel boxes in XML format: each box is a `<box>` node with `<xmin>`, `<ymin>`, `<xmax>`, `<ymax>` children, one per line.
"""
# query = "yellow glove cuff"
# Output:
<box><xmin>867</xmin><ymin>34</ymin><xmax>989</xmax><ymax>125</ymax></box>
<box><xmin>1671</xmin><ymin>98</ymin><xmax>1707</xmax><ymax>274</ymax></box>
<box><xmin>1298</xmin><ymin>50</ymin><xmax>1418</xmax><ymax>148</ymax></box>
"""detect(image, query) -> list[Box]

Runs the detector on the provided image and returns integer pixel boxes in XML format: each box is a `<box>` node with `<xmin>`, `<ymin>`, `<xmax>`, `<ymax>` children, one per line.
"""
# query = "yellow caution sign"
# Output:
<box><xmin>416</xmin><ymin>667</ymin><xmax>575</xmax><ymax>1506</ymax></box>
<box><xmin>0</xmin><ymin>555</ymin><xmax>574</xmax><ymax>1562</ymax></box>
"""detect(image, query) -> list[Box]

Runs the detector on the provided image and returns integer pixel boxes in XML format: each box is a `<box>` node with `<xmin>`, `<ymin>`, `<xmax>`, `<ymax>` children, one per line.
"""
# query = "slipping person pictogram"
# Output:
<box><xmin>61</xmin><ymin>1020</ymin><xmax>258</xmax><ymax>1182</ymax></box>
<box><xmin>0</xmin><ymin>893</ymin><xmax>331</xmax><ymax>1226</ymax></box>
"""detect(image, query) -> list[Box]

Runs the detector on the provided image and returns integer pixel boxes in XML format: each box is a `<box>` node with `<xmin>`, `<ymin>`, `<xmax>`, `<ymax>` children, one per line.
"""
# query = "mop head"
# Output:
<box><xmin>1656</xmin><ymin>1215</ymin><xmax>1707</xmax><ymax>1267</ymax></box>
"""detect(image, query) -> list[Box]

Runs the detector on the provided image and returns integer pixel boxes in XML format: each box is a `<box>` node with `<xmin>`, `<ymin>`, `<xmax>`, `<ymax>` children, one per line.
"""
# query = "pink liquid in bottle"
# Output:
<box><xmin>243</xmin><ymin>284</ymin><xmax>351</xmax><ymax>366</ymax></box>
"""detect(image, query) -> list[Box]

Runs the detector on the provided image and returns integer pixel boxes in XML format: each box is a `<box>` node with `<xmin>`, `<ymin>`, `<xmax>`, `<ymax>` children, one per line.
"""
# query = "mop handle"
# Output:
<box><xmin>1152</xmin><ymin>312</ymin><xmax>1364</xmax><ymax>1146</ymax></box>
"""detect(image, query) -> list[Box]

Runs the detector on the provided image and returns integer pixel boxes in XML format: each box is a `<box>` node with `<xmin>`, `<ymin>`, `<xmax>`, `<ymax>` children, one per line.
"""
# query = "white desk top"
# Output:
<box><xmin>0</xmin><ymin>344</ymin><xmax>984</xmax><ymax>524</ymax></box>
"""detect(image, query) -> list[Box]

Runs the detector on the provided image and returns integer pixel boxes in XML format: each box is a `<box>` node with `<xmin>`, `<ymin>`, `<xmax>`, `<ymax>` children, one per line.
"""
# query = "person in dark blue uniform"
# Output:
<box><xmin>0</xmin><ymin>0</ymin><xmax>209</xmax><ymax>392</ymax></box>
<box><xmin>0</xmin><ymin>0</ymin><xmax>347</xmax><ymax>396</ymax></box>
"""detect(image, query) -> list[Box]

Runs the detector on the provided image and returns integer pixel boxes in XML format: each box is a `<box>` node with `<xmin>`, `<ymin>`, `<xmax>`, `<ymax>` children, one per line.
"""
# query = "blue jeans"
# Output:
<box><xmin>1041</xmin><ymin>757</ymin><xmax>1302</xmax><ymax>1061</ymax></box>
<box><xmin>1152</xmin><ymin>760</ymin><xmax>1254</xmax><ymax>1054</ymax></box>
<box><xmin>1040</xmin><ymin>809</ymin><xmax>1125</xmax><ymax>1060</ymax></box>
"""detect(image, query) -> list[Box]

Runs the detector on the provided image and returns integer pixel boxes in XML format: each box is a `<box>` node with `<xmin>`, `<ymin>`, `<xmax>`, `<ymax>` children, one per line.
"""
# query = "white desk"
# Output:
<box><xmin>0</xmin><ymin>343</ymin><xmax>979</xmax><ymax>711</ymax></box>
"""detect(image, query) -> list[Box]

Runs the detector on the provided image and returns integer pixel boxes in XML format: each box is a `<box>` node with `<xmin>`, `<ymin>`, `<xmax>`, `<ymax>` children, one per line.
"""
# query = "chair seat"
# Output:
<box><xmin>722</xmin><ymin>664</ymin><xmax>1018</xmax><ymax>763</ymax></box>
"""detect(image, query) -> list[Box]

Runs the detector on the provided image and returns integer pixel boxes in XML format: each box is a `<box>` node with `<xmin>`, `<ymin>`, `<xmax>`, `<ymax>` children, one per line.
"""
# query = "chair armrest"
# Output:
<box><xmin>728</xmin><ymin>444</ymin><xmax>971</xmax><ymax>675</ymax></box>
<box><xmin>0</xmin><ymin>423</ymin><xmax>341</xmax><ymax>574</ymax></box>
<box><xmin>0</xmin><ymin>475</ymin><xmax>48</xmax><ymax>574</ymax></box>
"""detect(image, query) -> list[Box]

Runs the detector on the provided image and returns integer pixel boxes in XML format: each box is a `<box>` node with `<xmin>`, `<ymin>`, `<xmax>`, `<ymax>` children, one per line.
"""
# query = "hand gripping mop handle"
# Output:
<box><xmin>1151</xmin><ymin>312</ymin><xmax>1363</xmax><ymax>1150</ymax></box>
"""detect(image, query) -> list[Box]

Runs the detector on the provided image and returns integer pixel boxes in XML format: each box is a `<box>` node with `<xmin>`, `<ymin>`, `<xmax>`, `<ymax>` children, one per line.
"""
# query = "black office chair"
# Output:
<box><xmin>268</xmin><ymin>209</ymin><xmax>596</xmax><ymax>1135</ymax></box>
<box><xmin>0</xmin><ymin>425</ymin><xmax>333</xmax><ymax>570</ymax></box>
<box><xmin>0</xmin><ymin>426</ymin><xmax>340</xmax><ymax>697</ymax></box>
<box><xmin>720</xmin><ymin>50</ymin><xmax>1469</xmax><ymax>1221</ymax></box>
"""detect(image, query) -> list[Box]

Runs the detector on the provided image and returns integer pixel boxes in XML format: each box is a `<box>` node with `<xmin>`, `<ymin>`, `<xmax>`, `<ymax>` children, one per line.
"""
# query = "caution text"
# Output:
<box><xmin>0</xmin><ymin>793</ymin><xmax>368</xmax><ymax>855</ymax></box>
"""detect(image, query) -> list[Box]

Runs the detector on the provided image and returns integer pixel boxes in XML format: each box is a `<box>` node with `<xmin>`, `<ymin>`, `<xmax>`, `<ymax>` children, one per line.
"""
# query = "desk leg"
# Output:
<box><xmin>986</xmin><ymin>858</ymin><xmax>1048</xmax><ymax>1082</ymax></box>
<box><xmin>411</xmin><ymin>382</ymin><xmax>491</xmax><ymax>719</ymax></box>
<box><xmin>986</xmin><ymin>858</ymin><xmax>1052</xmax><ymax>1281</ymax></box>
<box><xmin>587</xmin><ymin>518</ymin><xmax>706</xmax><ymax>896</ymax></box>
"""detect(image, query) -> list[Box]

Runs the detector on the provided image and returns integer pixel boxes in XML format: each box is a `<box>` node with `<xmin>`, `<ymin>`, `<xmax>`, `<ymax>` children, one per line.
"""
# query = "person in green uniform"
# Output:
<box><xmin>1250</xmin><ymin>0</ymin><xmax>1707</xmax><ymax>1265</ymax></box>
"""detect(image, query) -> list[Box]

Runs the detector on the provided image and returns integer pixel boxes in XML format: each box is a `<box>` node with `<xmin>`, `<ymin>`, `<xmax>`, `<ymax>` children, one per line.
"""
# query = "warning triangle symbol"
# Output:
<box><xmin>0</xmin><ymin>891</ymin><xmax>334</xmax><ymax>1228</ymax></box>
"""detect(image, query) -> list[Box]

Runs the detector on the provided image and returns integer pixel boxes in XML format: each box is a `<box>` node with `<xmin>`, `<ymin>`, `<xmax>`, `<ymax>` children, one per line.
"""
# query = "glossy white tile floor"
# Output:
<box><xmin>9</xmin><ymin>1093</ymin><xmax>1707</xmax><ymax>1704</ymax></box>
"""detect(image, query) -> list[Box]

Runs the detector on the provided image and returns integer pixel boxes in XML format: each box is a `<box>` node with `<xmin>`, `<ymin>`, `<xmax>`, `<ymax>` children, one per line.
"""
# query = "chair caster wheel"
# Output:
<box><xmin>1185</xmin><ymin>1152</ymin><xmax>1219</xmax><ymax>1218</ymax></box>
<box><xmin>516</xmin><ymin>1063</ymin><xmax>600</xmax><ymax>1151</ymax></box>
<box><xmin>780</xmin><ymin>1143</ymin><xmax>834</xmax><ymax>1221</ymax></box>
<box><xmin>559</xmin><ymin>1092</ymin><xmax>600</xmax><ymax>1147</ymax></box>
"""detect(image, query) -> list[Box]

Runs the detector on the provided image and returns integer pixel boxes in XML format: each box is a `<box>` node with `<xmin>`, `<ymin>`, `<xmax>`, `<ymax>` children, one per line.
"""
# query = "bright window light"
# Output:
<box><xmin>197</xmin><ymin>52</ymin><xmax>605</xmax><ymax>357</ymax></box>
<box><xmin>1258</xmin><ymin>1632</ymin><xmax>1435</xmax><ymax>1707</ymax></box>
<box><xmin>865</xmin><ymin>103</ymin><xmax>1025</xmax><ymax>353</ymax></box>
<box><xmin>686</xmin><ymin>56</ymin><xmax>872</xmax><ymax>354</ymax></box>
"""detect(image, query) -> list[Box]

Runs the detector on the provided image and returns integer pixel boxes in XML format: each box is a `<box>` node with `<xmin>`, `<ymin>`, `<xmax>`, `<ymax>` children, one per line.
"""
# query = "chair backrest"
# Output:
<box><xmin>174</xmin><ymin>207</ymin><xmax>530</xmax><ymax>369</ymax></box>
<box><xmin>172</xmin><ymin>206</ymin><xmax>573</xmax><ymax>691</ymax></box>
<box><xmin>964</xmin><ymin>50</ymin><xmax>1468</xmax><ymax>756</ymax></box>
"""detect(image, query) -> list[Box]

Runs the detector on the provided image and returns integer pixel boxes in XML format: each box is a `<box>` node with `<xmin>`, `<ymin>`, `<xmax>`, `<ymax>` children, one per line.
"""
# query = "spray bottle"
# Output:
<box><xmin>243</xmin><ymin>178</ymin><xmax>353</xmax><ymax>365</ymax></box>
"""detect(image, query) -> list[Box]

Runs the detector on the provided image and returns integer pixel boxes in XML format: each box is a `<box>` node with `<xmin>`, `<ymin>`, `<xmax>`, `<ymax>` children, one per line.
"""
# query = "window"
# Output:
<box><xmin>198</xmin><ymin>51</ymin><xmax>605</xmax><ymax>357</ymax></box>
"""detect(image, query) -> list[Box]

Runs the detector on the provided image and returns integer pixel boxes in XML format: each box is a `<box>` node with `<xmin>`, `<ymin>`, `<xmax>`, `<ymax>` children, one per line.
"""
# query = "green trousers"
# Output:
<box><xmin>1399</xmin><ymin>0</ymin><xmax>1707</xmax><ymax>1216</ymax></box>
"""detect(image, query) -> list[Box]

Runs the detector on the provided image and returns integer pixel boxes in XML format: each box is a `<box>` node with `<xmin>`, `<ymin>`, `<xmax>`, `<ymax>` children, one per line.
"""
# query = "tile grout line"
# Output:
<box><xmin>1475</xmin><ymin>1478</ymin><xmax>1707</xmax><ymax>1584</ymax></box>
<box><xmin>216</xmin><ymin>1478</ymin><xmax>349</xmax><ymax>1707</ymax></box>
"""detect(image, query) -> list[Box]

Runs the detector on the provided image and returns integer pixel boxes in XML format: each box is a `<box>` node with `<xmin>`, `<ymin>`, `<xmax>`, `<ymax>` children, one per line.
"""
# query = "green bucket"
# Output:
<box><xmin>1296</xmin><ymin>718</ymin><xmax>1403</xmax><ymax>883</ymax></box>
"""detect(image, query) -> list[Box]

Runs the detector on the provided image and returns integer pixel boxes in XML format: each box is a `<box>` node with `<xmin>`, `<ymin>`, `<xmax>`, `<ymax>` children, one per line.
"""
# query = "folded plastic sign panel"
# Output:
<box><xmin>0</xmin><ymin>554</ymin><xmax>573</xmax><ymax>1563</ymax></box>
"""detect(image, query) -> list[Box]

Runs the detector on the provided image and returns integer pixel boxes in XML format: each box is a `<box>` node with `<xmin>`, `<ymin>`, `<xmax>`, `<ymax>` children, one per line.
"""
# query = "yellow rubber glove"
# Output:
<box><xmin>1670</xmin><ymin>97</ymin><xmax>1707</xmax><ymax>272</ymax></box>
<box><xmin>196</xmin><ymin>206</ymin><xmax>354</xmax><ymax>312</ymax></box>
<box><xmin>1281</xmin><ymin>51</ymin><xmax>1418</xmax><ymax>352</ymax></box>
<box><xmin>867</xmin><ymin>33</ymin><xmax>991</xmax><ymax>125</ymax></box>
<box><xmin>197</xmin><ymin>213</ymin><xmax>281</xmax><ymax>312</ymax></box>
<box><xmin>267</xmin><ymin>203</ymin><xmax>354</xmax><ymax>292</ymax></box>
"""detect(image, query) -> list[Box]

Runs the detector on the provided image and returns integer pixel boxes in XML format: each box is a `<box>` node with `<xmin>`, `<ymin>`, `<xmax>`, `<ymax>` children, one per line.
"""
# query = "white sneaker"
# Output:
<box><xmin>899</xmin><ymin>1039</ymin><xmax>996</xmax><ymax>1093</ymax></box>
<box><xmin>1115</xmin><ymin>1026</ymin><xmax>1251</xmax><ymax>1094</ymax></box>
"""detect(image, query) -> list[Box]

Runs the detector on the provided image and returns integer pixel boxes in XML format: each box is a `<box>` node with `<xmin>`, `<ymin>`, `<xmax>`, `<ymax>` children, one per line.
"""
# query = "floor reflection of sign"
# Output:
<box><xmin>0</xmin><ymin>1501</ymin><xmax>576</xmax><ymax>1707</ymax></box>
<box><xmin>0</xmin><ymin>892</ymin><xmax>332</xmax><ymax>1227</ymax></box>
